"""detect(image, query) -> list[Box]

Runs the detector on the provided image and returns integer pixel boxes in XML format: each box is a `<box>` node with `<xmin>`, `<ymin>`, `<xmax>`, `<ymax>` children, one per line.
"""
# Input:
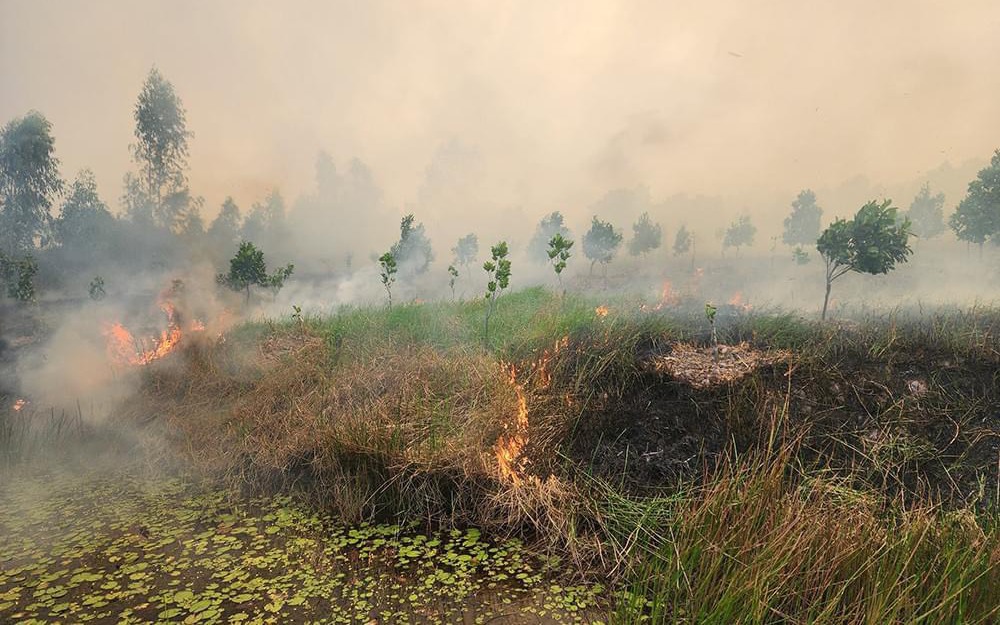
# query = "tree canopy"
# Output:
<box><xmin>0</xmin><ymin>111</ymin><xmax>62</xmax><ymax>254</ymax></box>
<box><xmin>528</xmin><ymin>211</ymin><xmax>571</xmax><ymax>264</ymax></box>
<box><xmin>628</xmin><ymin>212</ymin><xmax>662</xmax><ymax>256</ymax></box>
<box><xmin>906</xmin><ymin>183</ymin><xmax>946</xmax><ymax>240</ymax></box>
<box><xmin>390</xmin><ymin>214</ymin><xmax>434</xmax><ymax>274</ymax></box>
<box><xmin>723</xmin><ymin>215</ymin><xmax>756</xmax><ymax>253</ymax></box>
<box><xmin>582</xmin><ymin>217</ymin><xmax>622</xmax><ymax>271</ymax></box>
<box><xmin>949</xmin><ymin>150</ymin><xmax>1000</xmax><ymax>248</ymax></box>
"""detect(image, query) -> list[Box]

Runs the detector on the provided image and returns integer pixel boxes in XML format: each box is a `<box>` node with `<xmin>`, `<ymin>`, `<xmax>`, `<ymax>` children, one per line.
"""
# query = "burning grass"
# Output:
<box><xmin>64</xmin><ymin>288</ymin><xmax>1000</xmax><ymax>621</ymax></box>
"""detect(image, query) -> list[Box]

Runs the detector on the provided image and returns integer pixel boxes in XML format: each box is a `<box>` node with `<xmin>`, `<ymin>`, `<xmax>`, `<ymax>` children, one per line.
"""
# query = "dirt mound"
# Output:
<box><xmin>647</xmin><ymin>341</ymin><xmax>791</xmax><ymax>388</ymax></box>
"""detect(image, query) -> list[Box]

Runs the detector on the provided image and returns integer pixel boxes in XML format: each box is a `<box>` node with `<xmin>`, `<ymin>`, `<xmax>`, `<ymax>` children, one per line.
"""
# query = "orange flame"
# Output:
<box><xmin>103</xmin><ymin>300</ymin><xmax>186</xmax><ymax>366</ymax></box>
<box><xmin>728</xmin><ymin>291</ymin><xmax>752</xmax><ymax>312</ymax></box>
<box><xmin>595</xmin><ymin>305</ymin><xmax>610</xmax><ymax>318</ymax></box>
<box><xmin>13</xmin><ymin>398</ymin><xmax>26</xmax><ymax>412</ymax></box>
<box><xmin>496</xmin><ymin>363</ymin><xmax>530</xmax><ymax>484</ymax></box>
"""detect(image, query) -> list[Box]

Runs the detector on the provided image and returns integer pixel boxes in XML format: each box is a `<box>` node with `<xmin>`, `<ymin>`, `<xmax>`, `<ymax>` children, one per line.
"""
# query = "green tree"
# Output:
<box><xmin>0</xmin><ymin>253</ymin><xmax>38</xmax><ymax>302</ymax></box>
<box><xmin>792</xmin><ymin>246</ymin><xmax>810</xmax><ymax>265</ymax></box>
<box><xmin>547</xmin><ymin>233</ymin><xmax>573</xmax><ymax>288</ymax></box>
<box><xmin>217</xmin><ymin>241</ymin><xmax>293</xmax><ymax>304</ymax></box>
<box><xmin>241</xmin><ymin>190</ymin><xmax>287</xmax><ymax>247</ymax></box>
<box><xmin>528</xmin><ymin>211</ymin><xmax>571</xmax><ymax>263</ymax></box>
<box><xmin>782</xmin><ymin>190</ymin><xmax>823</xmax><ymax>246</ymax></box>
<box><xmin>723</xmin><ymin>215</ymin><xmax>756</xmax><ymax>255</ymax></box>
<box><xmin>447</xmin><ymin>264</ymin><xmax>459</xmax><ymax>299</ymax></box>
<box><xmin>0</xmin><ymin>111</ymin><xmax>62</xmax><ymax>254</ymax></box>
<box><xmin>89</xmin><ymin>275</ymin><xmax>106</xmax><ymax>301</ymax></box>
<box><xmin>451</xmin><ymin>233</ymin><xmax>478</xmax><ymax>275</ymax></box>
<box><xmin>949</xmin><ymin>151</ymin><xmax>1000</xmax><ymax>252</ymax></box>
<box><xmin>582</xmin><ymin>217</ymin><xmax>622</xmax><ymax>281</ymax></box>
<box><xmin>817</xmin><ymin>199</ymin><xmax>912</xmax><ymax>320</ymax></box>
<box><xmin>126</xmin><ymin>67</ymin><xmax>193</xmax><ymax>230</ymax></box>
<box><xmin>905</xmin><ymin>183</ymin><xmax>946</xmax><ymax>240</ymax></box>
<box><xmin>390</xmin><ymin>214</ymin><xmax>433</xmax><ymax>274</ymax></box>
<box><xmin>378</xmin><ymin>252</ymin><xmax>397</xmax><ymax>308</ymax></box>
<box><xmin>628</xmin><ymin>212</ymin><xmax>662</xmax><ymax>256</ymax></box>
<box><xmin>483</xmin><ymin>241</ymin><xmax>511</xmax><ymax>345</ymax></box>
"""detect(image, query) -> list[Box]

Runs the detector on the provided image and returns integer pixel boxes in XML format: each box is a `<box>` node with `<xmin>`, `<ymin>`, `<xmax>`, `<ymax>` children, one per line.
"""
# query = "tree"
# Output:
<box><xmin>782</xmin><ymin>190</ymin><xmax>823</xmax><ymax>246</ymax></box>
<box><xmin>528</xmin><ymin>212</ymin><xmax>571</xmax><ymax>264</ymax></box>
<box><xmin>390</xmin><ymin>214</ymin><xmax>433</xmax><ymax>275</ymax></box>
<box><xmin>547</xmin><ymin>233</ymin><xmax>573</xmax><ymax>288</ymax></box>
<box><xmin>241</xmin><ymin>190</ymin><xmax>287</xmax><ymax>248</ymax></box>
<box><xmin>217</xmin><ymin>241</ymin><xmax>293</xmax><ymax>304</ymax></box>
<box><xmin>723</xmin><ymin>215</ymin><xmax>756</xmax><ymax>255</ymax></box>
<box><xmin>0</xmin><ymin>253</ymin><xmax>37</xmax><ymax>302</ymax></box>
<box><xmin>673</xmin><ymin>224</ymin><xmax>695</xmax><ymax>267</ymax></box>
<box><xmin>378</xmin><ymin>252</ymin><xmax>397</xmax><ymax>308</ymax></box>
<box><xmin>55</xmin><ymin>169</ymin><xmax>116</xmax><ymax>260</ymax></box>
<box><xmin>905</xmin><ymin>183</ymin><xmax>946</xmax><ymax>240</ymax></box>
<box><xmin>89</xmin><ymin>276</ymin><xmax>106</xmax><ymax>301</ymax></box>
<box><xmin>582</xmin><ymin>217</ymin><xmax>622</xmax><ymax>281</ymax></box>
<box><xmin>628</xmin><ymin>212</ymin><xmax>662</xmax><ymax>256</ymax></box>
<box><xmin>0</xmin><ymin>111</ymin><xmax>62</xmax><ymax>254</ymax></box>
<box><xmin>817</xmin><ymin>199</ymin><xmax>912</xmax><ymax>320</ymax></box>
<box><xmin>451</xmin><ymin>233</ymin><xmax>478</xmax><ymax>275</ymax></box>
<box><xmin>483</xmin><ymin>241</ymin><xmax>511</xmax><ymax>345</ymax></box>
<box><xmin>792</xmin><ymin>246</ymin><xmax>810</xmax><ymax>265</ymax></box>
<box><xmin>127</xmin><ymin>67</ymin><xmax>192</xmax><ymax>230</ymax></box>
<box><xmin>208</xmin><ymin>197</ymin><xmax>242</xmax><ymax>248</ymax></box>
<box><xmin>949</xmin><ymin>150</ymin><xmax>1000</xmax><ymax>252</ymax></box>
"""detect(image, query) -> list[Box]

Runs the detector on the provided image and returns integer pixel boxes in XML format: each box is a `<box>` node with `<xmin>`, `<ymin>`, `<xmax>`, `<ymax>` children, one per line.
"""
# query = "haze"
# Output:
<box><xmin>3</xmin><ymin>0</ymin><xmax>999</xmax><ymax>224</ymax></box>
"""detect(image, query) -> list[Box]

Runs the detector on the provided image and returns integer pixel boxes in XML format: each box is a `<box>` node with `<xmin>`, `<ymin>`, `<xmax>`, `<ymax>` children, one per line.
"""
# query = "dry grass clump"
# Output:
<box><xmin>648</xmin><ymin>341</ymin><xmax>791</xmax><ymax>388</ymax></box>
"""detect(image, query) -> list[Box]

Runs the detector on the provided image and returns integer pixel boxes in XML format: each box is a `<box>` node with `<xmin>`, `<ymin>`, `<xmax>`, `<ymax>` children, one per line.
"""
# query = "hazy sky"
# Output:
<box><xmin>2</xmin><ymin>0</ymin><xmax>999</xmax><ymax>217</ymax></box>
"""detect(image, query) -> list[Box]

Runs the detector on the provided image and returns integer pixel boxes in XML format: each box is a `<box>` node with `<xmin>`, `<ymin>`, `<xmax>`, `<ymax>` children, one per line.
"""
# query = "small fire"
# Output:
<box><xmin>595</xmin><ymin>305</ymin><xmax>610</xmax><ymax>318</ymax></box>
<box><xmin>495</xmin><ymin>363</ymin><xmax>530</xmax><ymax>484</ymax></box>
<box><xmin>728</xmin><ymin>291</ymin><xmax>752</xmax><ymax>312</ymax></box>
<box><xmin>13</xmin><ymin>398</ymin><xmax>26</xmax><ymax>412</ymax></box>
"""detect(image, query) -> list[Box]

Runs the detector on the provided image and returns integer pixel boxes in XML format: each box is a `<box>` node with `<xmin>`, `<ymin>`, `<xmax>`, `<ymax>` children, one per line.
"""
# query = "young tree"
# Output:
<box><xmin>0</xmin><ymin>253</ymin><xmax>38</xmax><ymax>302</ymax></box>
<box><xmin>0</xmin><ymin>111</ymin><xmax>62</xmax><ymax>254</ymax></box>
<box><xmin>628</xmin><ymin>212</ymin><xmax>662</xmax><ymax>257</ymax></box>
<box><xmin>483</xmin><ymin>241</ymin><xmax>511</xmax><ymax>345</ymax></box>
<box><xmin>451</xmin><ymin>233</ymin><xmax>478</xmax><ymax>275</ymax></box>
<box><xmin>782</xmin><ymin>190</ymin><xmax>823</xmax><ymax>246</ymax></box>
<box><xmin>126</xmin><ymin>68</ymin><xmax>194</xmax><ymax>231</ymax></box>
<box><xmin>390</xmin><ymin>214</ymin><xmax>433</xmax><ymax>274</ymax></box>
<box><xmin>723</xmin><ymin>215</ymin><xmax>756</xmax><ymax>255</ymax></box>
<box><xmin>547</xmin><ymin>233</ymin><xmax>573</xmax><ymax>288</ymax></box>
<box><xmin>582</xmin><ymin>217</ymin><xmax>622</xmax><ymax>281</ymax></box>
<box><xmin>792</xmin><ymin>246</ymin><xmax>810</xmax><ymax>265</ymax></box>
<box><xmin>817</xmin><ymin>199</ymin><xmax>912</xmax><ymax>320</ymax></box>
<box><xmin>905</xmin><ymin>182</ymin><xmax>946</xmax><ymax>240</ymax></box>
<box><xmin>447</xmin><ymin>264</ymin><xmax>459</xmax><ymax>299</ymax></box>
<box><xmin>89</xmin><ymin>275</ymin><xmax>106</xmax><ymax>301</ymax></box>
<box><xmin>949</xmin><ymin>150</ymin><xmax>1000</xmax><ymax>252</ymax></box>
<box><xmin>217</xmin><ymin>241</ymin><xmax>293</xmax><ymax>304</ymax></box>
<box><xmin>378</xmin><ymin>252</ymin><xmax>397</xmax><ymax>308</ymax></box>
<box><xmin>528</xmin><ymin>212</ymin><xmax>571</xmax><ymax>263</ymax></box>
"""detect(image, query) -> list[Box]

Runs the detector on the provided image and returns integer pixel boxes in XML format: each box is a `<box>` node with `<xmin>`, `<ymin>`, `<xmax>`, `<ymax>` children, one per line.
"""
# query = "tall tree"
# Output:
<box><xmin>126</xmin><ymin>67</ymin><xmax>193</xmax><ymax>230</ymax></box>
<box><xmin>782</xmin><ymin>190</ymin><xmax>823</xmax><ymax>246</ymax></box>
<box><xmin>582</xmin><ymin>216</ymin><xmax>622</xmax><ymax>279</ymax></box>
<box><xmin>0</xmin><ymin>111</ymin><xmax>62</xmax><ymax>254</ymax></box>
<box><xmin>628</xmin><ymin>212</ymin><xmax>663</xmax><ymax>256</ymax></box>
<box><xmin>528</xmin><ymin>212</ymin><xmax>571</xmax><ymax>263</ymax></box>
<box><xmin>949</xmin><ymin>150</ymin><xmax>1000</xmax><ymax>252</ymax></box>
<box><xmin>817</xmin><ymin>199</ymin><xmax>912</xmax><ymax>320</ymax></box>
<box><xmin>207</xmin><ymin>197</ymin><xmax>242</xmax><ymax>248</ymax></box>
<box><xmin>906</xmin><ymin>183</ymin><xmax>946</xmax><ymax>240</ymax></box>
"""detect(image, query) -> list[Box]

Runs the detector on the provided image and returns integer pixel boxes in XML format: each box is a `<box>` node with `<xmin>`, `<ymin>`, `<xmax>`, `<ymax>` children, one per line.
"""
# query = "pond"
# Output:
<box><xmin>0</xmin><ymin>468</ymin><xmax>605</xmax><ymax>624</ymax></box>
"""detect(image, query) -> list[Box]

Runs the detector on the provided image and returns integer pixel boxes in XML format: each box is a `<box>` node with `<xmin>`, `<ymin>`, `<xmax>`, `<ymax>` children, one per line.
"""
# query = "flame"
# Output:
<box><xmin>496</xmin><ymin>363</ymin><xmax>530</xmax><ymax>484</ymax></box>
<box><xmin>595</xmin><ymin>305</ymin><xmax>610</xmax><ymax>318</ymax></box>
<box><xmin>728</xmin><ymin>291</ymin><xmax>753</xmax><ymax>312</ymax></box>
<box><xmin>13</xmin><ymin>398</ymin><xmax>26</xmax><ymax>412</ymax></box>
<box><xmin>103</xmin><ymin>300</ymin><xmax>188</xmax><ymax>367</ymax></box>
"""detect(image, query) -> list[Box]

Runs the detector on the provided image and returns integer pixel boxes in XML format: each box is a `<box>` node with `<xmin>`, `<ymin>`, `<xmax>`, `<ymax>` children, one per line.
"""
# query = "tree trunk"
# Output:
<box><xmin>821</xmin><ymin>278</ymin><xmax>832</xmax><ymax>321</ymax></box>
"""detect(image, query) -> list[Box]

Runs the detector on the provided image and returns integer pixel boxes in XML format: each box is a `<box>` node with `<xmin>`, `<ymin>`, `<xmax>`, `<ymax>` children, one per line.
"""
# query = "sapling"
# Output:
<box><xmin>378</xmin><ymin>251</ymin><xmax>397</xmax><ymax>308</ymax></box>
<box><xmin>447</xmin><ymin>264</ymin><xmax>459</xmax><ymax>299</ymax></box>
<box><xmin>483</xmin><ymin>241</ymin><xmax>511</xmax><ymax>346</ymax></box>
<box><xmin>705</xmin><ymin>302</ymin><xmax>718</xmax><ymax>363</ymax></box>
<box><xmin>546</xmin><ymin>233</ymin><xmax>573</xmax><ymax>290</ymax></box>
